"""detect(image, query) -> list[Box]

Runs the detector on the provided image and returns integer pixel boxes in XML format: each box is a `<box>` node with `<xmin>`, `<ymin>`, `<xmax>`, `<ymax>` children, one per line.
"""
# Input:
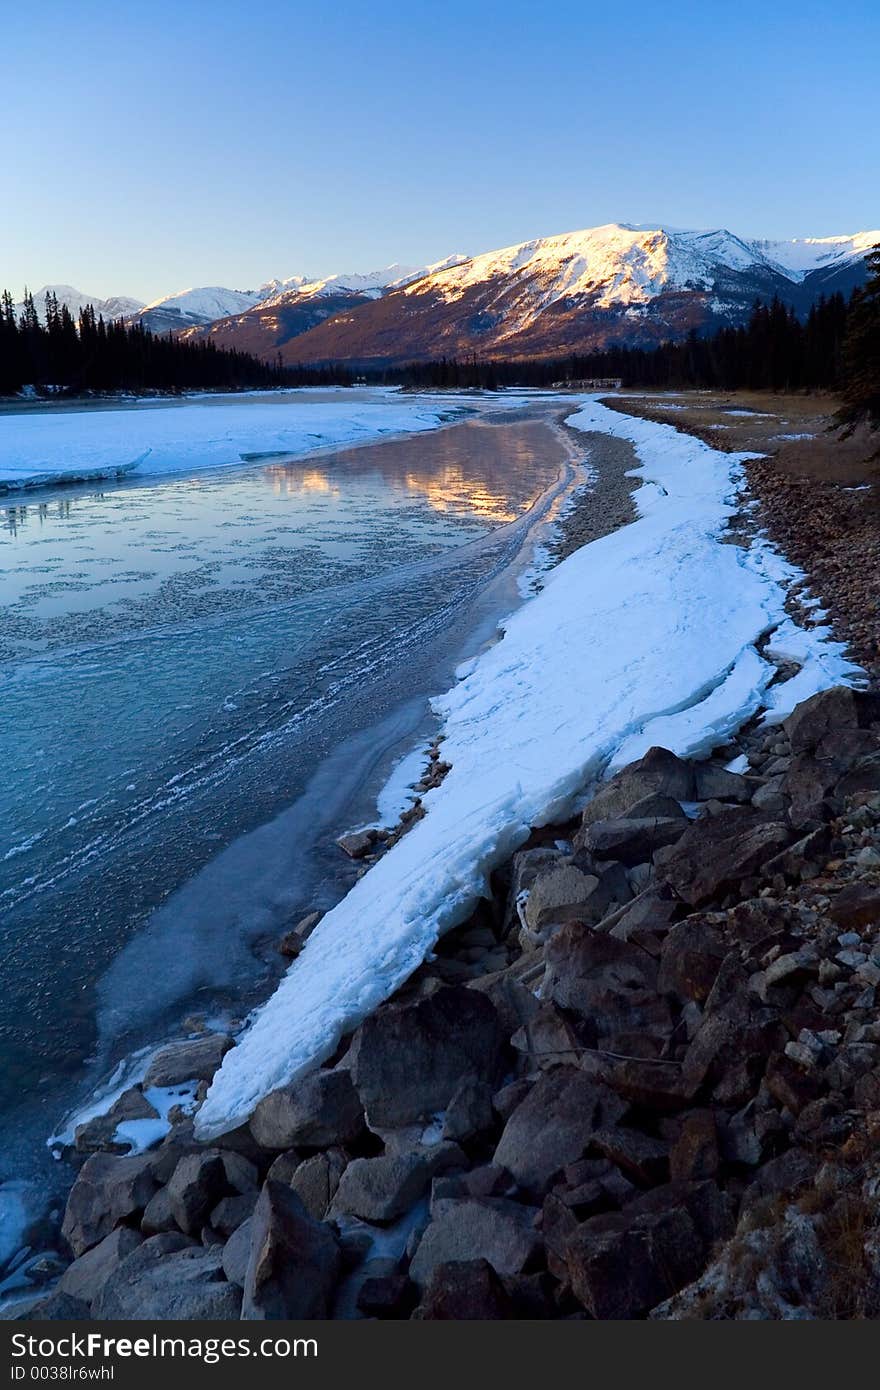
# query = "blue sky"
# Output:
<box><xmin>2</xmin><ymin>0</ymin><xmax>878</xmax><ymax>300</ymax></box>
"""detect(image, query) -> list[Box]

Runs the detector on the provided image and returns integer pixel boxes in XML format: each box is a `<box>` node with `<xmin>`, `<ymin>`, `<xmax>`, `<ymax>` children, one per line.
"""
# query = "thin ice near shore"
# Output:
<box><xmin>196</xmin><ymin>399</ymin><xmax>860</xmax><ymax>1138</ymax></box>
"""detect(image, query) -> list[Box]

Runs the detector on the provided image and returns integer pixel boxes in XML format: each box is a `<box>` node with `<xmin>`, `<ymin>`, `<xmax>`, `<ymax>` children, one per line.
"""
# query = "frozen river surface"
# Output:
<box><xmin>0</xmin><ymin>403</ymin><xmax>577</xmax><ymax>1186</ymax></box>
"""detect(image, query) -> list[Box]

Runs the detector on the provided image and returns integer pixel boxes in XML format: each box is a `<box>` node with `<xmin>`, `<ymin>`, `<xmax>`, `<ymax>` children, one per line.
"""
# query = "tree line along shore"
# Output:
<box><xmin>2</xmin><ymin>245</ymin><xmax>877</xmax><ymax>436</ymax></box>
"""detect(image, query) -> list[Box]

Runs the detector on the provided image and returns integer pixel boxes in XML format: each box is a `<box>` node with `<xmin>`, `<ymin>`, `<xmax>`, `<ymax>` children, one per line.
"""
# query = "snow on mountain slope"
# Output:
<box><xmin>257</xmin><ymin>258</ymin><xmax>469</xmax><ymax>308</ymax></box>
<box><xmin>138</xmin><ymin>284</ymin><xmax>273</xmax><ymax>328</ymax></box>
<box><xmin>14</xmin><ymin>285</ymin><xmax>145</xmax><ymax>323</ymax></box>
<box><xmin>403</xmin><ymin>223</ymin><xmax>876</xmax><ymax>317</ymax></box>
<box><xmin>747</xmin><ymin>231</ymin><xmax>880</xmax><ymax>281</ymax></box>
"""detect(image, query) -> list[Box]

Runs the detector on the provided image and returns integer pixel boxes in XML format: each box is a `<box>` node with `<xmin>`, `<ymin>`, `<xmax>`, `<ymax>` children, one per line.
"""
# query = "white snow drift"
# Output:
<box><xmin>196</xmin><ymin>400</ymin><xmax>860</xmax><ymax>1137</ymax></box>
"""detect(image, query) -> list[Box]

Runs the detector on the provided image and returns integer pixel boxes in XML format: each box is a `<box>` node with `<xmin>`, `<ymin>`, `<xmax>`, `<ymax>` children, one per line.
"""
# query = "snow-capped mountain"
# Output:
<box><xmin>270</xmin><ymin>223</ymin><xmax>879</xmax><ymax>366</ymax></box>
<box><xmin>179</xmin><ymin>257</ymin><xmax>469</xmax><ymax>358</ymax></box>
<box><xmin>135</xmin><ymin>284</ymin><xmax>284</xmax><ymax>334</ymax></box>
<box><xmin>17</xmin><ymin>227</ymin><xmax>878</xmax><ymax>364</ymax></box>
<box><xmin>14</xmin><ymin>284</ymin><xmax>144</xmax><ymax>324</ymax></box>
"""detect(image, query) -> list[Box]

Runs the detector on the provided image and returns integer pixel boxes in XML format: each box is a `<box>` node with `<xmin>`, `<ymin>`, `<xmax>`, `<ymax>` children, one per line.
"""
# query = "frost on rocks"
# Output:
<box><xmin>196</xmin><ymin>400</ymin><xmax>860</xmax><ymax>1138</ymax></box>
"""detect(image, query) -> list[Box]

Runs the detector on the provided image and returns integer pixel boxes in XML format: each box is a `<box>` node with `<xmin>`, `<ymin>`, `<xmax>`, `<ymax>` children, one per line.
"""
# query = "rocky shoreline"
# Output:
<box><xmin>11</xmin><ymin>677</ymin><xmax>880</xmax><ymax>1321</ymax></box>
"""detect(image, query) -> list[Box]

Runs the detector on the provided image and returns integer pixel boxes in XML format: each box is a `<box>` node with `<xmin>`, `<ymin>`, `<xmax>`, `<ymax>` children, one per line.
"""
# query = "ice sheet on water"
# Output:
<box><xmin>0</xmin><ymin>389</ymin><xmax>452</xmax><ymax>490</ymax></box>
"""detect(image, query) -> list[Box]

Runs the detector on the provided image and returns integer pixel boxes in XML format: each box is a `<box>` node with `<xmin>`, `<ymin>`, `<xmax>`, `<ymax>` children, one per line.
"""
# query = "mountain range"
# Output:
<box><xmin>19</xmin><ymin>223</ymin><xmax>879</xmax><ymax>365</ymax></box>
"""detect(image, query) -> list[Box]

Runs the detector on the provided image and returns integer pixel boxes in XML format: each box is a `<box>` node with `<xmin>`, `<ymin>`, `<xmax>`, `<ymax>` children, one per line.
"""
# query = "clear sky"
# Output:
<box><xmin>3</xmin><ymin>0</ymin><xmax>878</xmax><ymax>302</ymax></box>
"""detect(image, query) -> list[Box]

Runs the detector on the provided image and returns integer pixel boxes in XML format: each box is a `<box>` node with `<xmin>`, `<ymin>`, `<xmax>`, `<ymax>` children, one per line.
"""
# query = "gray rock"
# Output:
<box><xmin>579</xmin><ymin>748</ymin><xmax>695</xmax><ymax>829</ymax></box>
<box><xmin>494</xmin><ymin>1067</ymin><xmax>625</xmax><ymax>1194</ymax></box>
<box><xmin>522</xmin><ymin>863</ymin><xmax>600</xmax><ymax>932</ymax></box>
<box><xmin>693</xmin><ymin>764</ymin><xmax>755</xmax><ymax>802</ymax></box>
<box><xmin>502</xmin><ymin>847</ymin><xmax>562</xmax><ymax>936</ymax></box>
<box><xmin>250</xmin><ymin>1068</ymin><xmax>364</xmax><ymax>1150</ymax></box>
<box><xmin>61</xmin><ymin>1152</ymin><xmax>157</xmax><ymax>1257</ymax></box>
<box><xmin>2</xmin><ymin>1291</ymin><xmax>91</xmax><ymax>1321</ymax></box>
<box><xmin>751</xmin><ymin>775</ymin><xmax>787</xmax><ymax>813</ymax></box>
<box><xmin>93</xmin><ymin>1235</ymin><xmax>240</xmax><ymax>1320</ymax></box>
<box><xmin>210</xmin><ymin>1191</ymin><xmax>259</xmax><ymax>1237</ymax></box>
<box><xmin>58</xmin><ymin>1227</ymin><xmax>143</xmax><ymax>1307</ymax></box>
<box><xmin>221</xmin><ymin>1217</ymin><xmax>253</xmax><ymax>1286</ymax></box>
<box><xmin>621</xmin><ymin>793</ymin><xmax>688</xmax><ymax>821</ymax></box>
<box><xmin>330</xmin><ymin>1144</ymin><xmax>465</xmax><ymax>1223</ymax></box>
<box><xmin>166</xmin><ymin>1151</ymin><xmax>229</xmax><ymax>1235</ymax></box>
<box><xmin>410</xmin><ymin>1198</ymin><xmax>541</xmax><ymax>1288</ymax></box>
<box><xmin>143</xmin><ymin>1034</ymin><xmax>233</xmax><ymax>1089</ymax></box>
<box><xmin>241</xmin><ymin>1181</ymin><xmax>340</xmax><ymax>1319</ymax></box>
<box><xmin>353</xmin><ymin>986</ymin><xmax>506</xmax><ymax>1129</ymax></box>
<box><xmin>442</xmin><ymin>1075</ymin><xmax>497</xmax><ymax>1143</ymax></box>
<box><xmin>141</xmin><ymin>1185</ymin><xmax>178</xmax><ymax>1236</ymax></box>
<box><xmin>289</xmin><ymin>1150</ymin><xmax>347</xmax><ymax>1221</ymax></box>
<box><xmin>583</xmin><ymin>816</ymin><xmax>687</xmax><ymax>865</ymax></box>
<box><xmin>219</xmin><ymin>1150</ymin><xmax>259</xmax><ymax>1193</ymax></box>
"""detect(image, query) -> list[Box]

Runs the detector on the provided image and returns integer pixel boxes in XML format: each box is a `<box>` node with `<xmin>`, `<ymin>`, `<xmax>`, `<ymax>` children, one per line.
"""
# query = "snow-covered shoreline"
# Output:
<box><xmin>195</xmin><ymin>399</ymin><xmax>861</xmax><ymax>1138</ymax></box>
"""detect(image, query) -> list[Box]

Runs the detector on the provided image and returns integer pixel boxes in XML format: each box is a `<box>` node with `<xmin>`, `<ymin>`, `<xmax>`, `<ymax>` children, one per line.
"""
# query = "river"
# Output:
<box><xmin>0</xmin><ymin>396</ymin><xmax>584</xmax><ymax>1254</ymax></box>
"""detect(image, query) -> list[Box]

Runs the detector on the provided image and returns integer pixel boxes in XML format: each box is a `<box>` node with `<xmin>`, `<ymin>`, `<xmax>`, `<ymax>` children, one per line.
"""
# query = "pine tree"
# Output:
<box><xmin>840</xmin><ymin>244</ymin><xmax>880</xmax><ymax>430</ymax></box>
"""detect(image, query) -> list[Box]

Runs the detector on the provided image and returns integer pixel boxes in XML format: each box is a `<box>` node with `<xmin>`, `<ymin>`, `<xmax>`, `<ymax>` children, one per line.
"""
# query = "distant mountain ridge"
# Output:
<box><xmin>265</xmin><ymin>224</ymin><xmax>879</xmax><ymax>365</ymax></box>
<box><xmin>16</xmin><ymin>225</ymin><xmax>879</xmax><ymax>364</ymax></box>
<box><xmin>14</xmin><ymin>285</ymin><xmax>145</xmax><ymax>324</ymax></box>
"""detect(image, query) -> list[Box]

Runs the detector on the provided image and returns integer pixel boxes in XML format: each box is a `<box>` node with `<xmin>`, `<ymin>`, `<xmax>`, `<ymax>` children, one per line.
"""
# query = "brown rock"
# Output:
<box><xmin>670</xmin><ymin>1111</ymin><xmax>718</xmax><ymax>1182</ymax></box>
<box><xmin>418</xmin><ymin>1259</ymin><xmax>514</xmax><ymax>1319</ymax></box>
<box><xmin>658</xmin><ymin>918</ymin><xmax>728</xmax><ymax>1003</ymax></box>
<box><xmin>657</xmin><ymin>808</ymin><xmax>791</xmax><ymax>906</ymax></box>
<box><xmin>241</xmin><ymin>1181</ymin><xmax>340</xmax><ymax>1319</ymax></box>
<box><xmin>493</xmin><ymin>1067</ymin><xmax>624</xmax><ymax>1195</ymax></box>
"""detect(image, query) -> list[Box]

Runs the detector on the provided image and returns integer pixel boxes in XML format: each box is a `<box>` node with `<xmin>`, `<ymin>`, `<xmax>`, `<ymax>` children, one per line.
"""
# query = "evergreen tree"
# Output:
<box><xmin>840</xmin><ymin>244</ymin><xmax>880</xmax><ymax>430</ymax></box>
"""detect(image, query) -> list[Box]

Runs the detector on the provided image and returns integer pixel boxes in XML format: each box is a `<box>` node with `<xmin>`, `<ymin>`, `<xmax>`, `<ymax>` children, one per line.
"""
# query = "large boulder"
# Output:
<box><xmin>58</xmin><ymin>1227</ymin><xmax>143</xmax><ymax>1307</ymax></box>
<box><xmin>544</xmin><ymin>923</ymin><xmax>668</xmax><ymax>1043</ymax></box>
<box><xmin>579</xmin><ymin>748</ymin><xmax>695</xmax><ymax>831</ymax></box>
<box><xmin>409</xmin><ymin>1198</ymin><xmax>541</xmax><ymax>1288</ymax></box>
<box><xmin>657</xmin><ymin>918</ymin><xmax>729</xmax><ymax>1003</ymax></box>
<box><xmin>166</xmin><ymin>1151</ymin><xmax>229</xmax><ymax>1235</ymax></box>
<box><xmin>693</xmin><ymin>764</ymin><xmax>755</xmax><ymax>802</ymax></box>
<box><xmin>783</xmin><ymin>686</ymin><xmax>860</xmax><ymax>755</ymax></box>
<box><xmin>61</xmin><ymin>1153</ymin><xmax>157</xmax><ymax>1257</ymax></box>
<box><xmin>441</xmin><ymin>1075</ymin><xmax>497</xmax><ymax>1143</ymax></box>
<box><xmin>143</xmin><ymin>1034</ymin><xmax>233</xmax><ymax>1088</ymax></box>
<box><xmin>93</xmin><ymin>1234</ymin><xmax>241</xmax><ymax>1320</ymax></box>
<box><xmin>241</xmin><ymin>1181</ymin><xmax>340</xmax><ymax>1319</ymax></box>
<box><xmin>352</xmin><ymin>987</ymin><xmax>506</xmax><ymax>1128</ymax></box>
<box><xmin>582</xmin><ymin>816</ymin><xmax>687</xmax><ymax>866</ymax></box>
<box><xmin>330</xmin><ymin>1144</ymin><xmax>465</xmax><ymax>1223</ymax></box>
<box><xmin>829</xmin><ymin>882</ymin><xmax>880</xmax><ymax>931</ymax></box>
<box><xmin>565</xmin><ymin>1204</ymin><xmax>704</xmax><ymax>1319</ymax></box>
<box><xmin>418</xmin><ymin>1259</ymin><xmax>514</xmax><ymax>1319</ymax></box>
<box><xmin>522</xmin><ymin>863</ymin><xmax>601</xmax><ymax>933</ymax></box>
<box><xmin>493</xmin><ymin>1067</ymin><xmax>625</xmax><ymax>1194</ymax></box>
<box><xmin>288</xmin><ymin>1150</ymin><xmax>347</xmax><ymax>1221</ymax></box>
<box><xmin>502</xmin><ymin>847</ymin><xmax>562</xmax><ymax>936</ymax></box>
<box><xmin>250</xmin><ymin>1068</ymin><xmax>364</xmax><ymax>1150</ymax></box>
<box><xmin>656</xmin><ymin>808</ymin><xmax>791</xmax><ymax>906</ymax></box>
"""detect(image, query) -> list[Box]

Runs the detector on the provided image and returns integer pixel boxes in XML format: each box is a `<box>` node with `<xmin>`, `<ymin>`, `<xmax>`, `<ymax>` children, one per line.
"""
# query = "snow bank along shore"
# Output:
<box><xmin>0</xmin><ymin>389</ymin><xmax>453</xmax><ymax>491</ymax></box>
<box><xmin>196</xmin><ymin>399</ymin><xmax>860</xmax><ymax>1138</ymax></box>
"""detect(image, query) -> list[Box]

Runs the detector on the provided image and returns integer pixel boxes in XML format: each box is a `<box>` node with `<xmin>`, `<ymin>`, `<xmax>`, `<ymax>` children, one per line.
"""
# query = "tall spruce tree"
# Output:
<box><xmin>840</xmin><ymin>244</ymin><xmax>880</xmax><ymax>431</ymax></box>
